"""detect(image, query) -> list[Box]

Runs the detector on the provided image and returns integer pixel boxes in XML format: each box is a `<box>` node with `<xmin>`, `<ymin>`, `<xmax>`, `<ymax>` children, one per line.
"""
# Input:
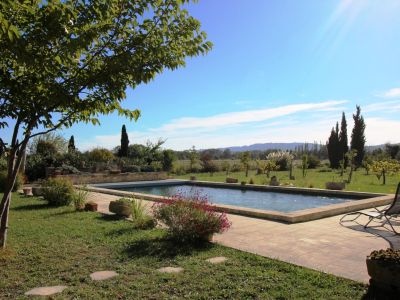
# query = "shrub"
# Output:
<box><xmin>131</xmin><ymin>199</ymin><xmax>156</xmax><ymax>229</ymax></box>
<box><xmin>0</xmin><ymin>171</ymin><xmax>23</xmax><ymax>192</ymax></box>
<box><xmin>152</xmin><ymin>192</ymin><xmax>231</xmax><ymax>243</ymax></box>
<box><xmin>307</xmin><ymin>155</ymin><xmax>321</xmax><ymax>169</ymax></box>
<box><xmin>87</xmin><ymin>148</ymin><xmax>114</xmax><ymax>163</ymax></box>
<box><xmin>60</xmin><ymin>164</ymin><xmax>80</xmax><ymax>174</ymax></box>
<box><xmin>121</xmin><ymin>165</ymin><xmax>141</xmax><ymax>173</ymax></box>
<box><xmin>230</xmin><ymin>163</ymin><xmax>242</xmax><ymax>172</ymax></box>
<box><xmin>42</xmin><ymin>178</ymin><xmax>75</xmax><ymax>206</ymax></box>
<box><xmin>249</xmin><ymin>178</ymin><xmax>255</xmax><ymax>184</ymax></box>
<box><xmin>267</xmin><ymin>151</ymin><xmax>294</xmax><ymax>171</ymax></box>
<box><xmin>141</xmin><ymin>165</ymin><xmax>155</xmax><ymax>172</ymax></box>
<box><xmin>25</xmin><ymin>152</ymin><xmax>61</xmax><ymax>181</ymax></box>
<box><xmin>173</xmin><ymin>165</ymin><xmax>187</xmax><ymax>176</ymax></box>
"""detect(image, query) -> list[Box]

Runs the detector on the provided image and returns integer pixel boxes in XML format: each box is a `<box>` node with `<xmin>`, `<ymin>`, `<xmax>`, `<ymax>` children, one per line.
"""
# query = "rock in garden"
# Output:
<box><xmin>90</xmin><ymin>270</ymin><xmax>118</xmax><ymax>281</ymax></box>
<box><xmin>157</xmin><ymin>267</ymin><xmax>184</xmax><ymax>273</ymax></box>
<box><xmin>25</xmin><ymin>285</ymin><xmax>67</xmax><ymax>296</ymax></box>
<box><xmin>206</xmin><ymin>256</ymin><xmax>228</xmax><ymax>264</ymax></box>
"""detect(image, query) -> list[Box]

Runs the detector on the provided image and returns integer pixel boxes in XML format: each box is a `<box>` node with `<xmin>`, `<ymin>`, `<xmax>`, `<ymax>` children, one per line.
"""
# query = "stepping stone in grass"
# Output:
<box><xmin>90</xmin><ymin>270</ymin><xmax>118</xmax><ymax>281</ymax></box>
<box><xmin>157</xmin><ymin>267</ymin><xmax>184</xmax><ymax>274</ymax></box>
<box><xmin>206</xmin><ymin>256</ymin><xmax>228</xmax><ymax>264</ymax></box>
<box><xmin>25</xmin><ymin>285</ymin><xmax>67</xmax><ymax>296</ymax></box>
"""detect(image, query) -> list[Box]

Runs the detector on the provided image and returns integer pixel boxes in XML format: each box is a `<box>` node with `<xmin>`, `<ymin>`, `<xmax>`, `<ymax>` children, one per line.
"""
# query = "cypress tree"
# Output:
<box><xmin>119</xmin><ymin>125</ymin><xmax>129</xmax><ymax>157</ymax></box>
<box><xmin>339</xmin><ymin>112</ymin><xmax>349</xmax><ymax>167</ymax></box>
<box><xmin>327</xmin><ymin>123</ymin><xmax>340</xmax><ymax>168</ymax></box>
<box><xmin>68</xmin><ymin>135</ymin><xmax>76</xmax><ymax>153</ymax></box>
<box><xmin>350</xmin><ymin>106</ymin><xmax>366</xmax><ymax>168</ymax></box>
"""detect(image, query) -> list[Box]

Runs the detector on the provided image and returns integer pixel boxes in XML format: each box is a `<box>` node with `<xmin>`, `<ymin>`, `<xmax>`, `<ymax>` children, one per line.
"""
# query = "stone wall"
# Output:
<box><xmin>55</xmin><ymin>172</ymin><xmax>169</xmax><ymax>184</ymax></box>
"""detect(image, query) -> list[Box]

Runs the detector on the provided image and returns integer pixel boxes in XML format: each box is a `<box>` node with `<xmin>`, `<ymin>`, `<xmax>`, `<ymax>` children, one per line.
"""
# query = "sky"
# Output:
<box><xmin>3</xmin><ymin>0</ymin><xmax>400</xmax><ymax>151</ymax></box>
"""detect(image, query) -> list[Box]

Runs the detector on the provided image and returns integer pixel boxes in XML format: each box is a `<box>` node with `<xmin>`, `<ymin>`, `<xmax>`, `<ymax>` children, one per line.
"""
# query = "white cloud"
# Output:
<box><xmin>76</xmin><ymin>100</ymin><xmax>400</xmax><ymax>151</ymax></box>
<box><xmin>156</xmin><ymin>100</ymin><xmax>347</xmax><ymax>132</ymax></box>
<box><xmin>364</xmin><ymin>100</ymin><xmax>400</xmax><ymax>113</ymax></box>
<box><xmin>364</xmin><ymin>117</ymin><xmax>400</xmax><ymax>145</ymax></box>
<box><xmin>378</xmin><ymin>87</ymin><xmax>400</xmax><ymax>98</ymax></box>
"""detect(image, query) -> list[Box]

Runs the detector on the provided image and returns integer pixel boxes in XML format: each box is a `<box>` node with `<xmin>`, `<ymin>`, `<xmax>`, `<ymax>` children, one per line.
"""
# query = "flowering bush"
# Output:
<box><xmin>266</xmin><ymin>151</ymin><xmax>294</xmax><ymax>171</ymax></box>
<box><xmin>152</xmin><ymin>192</ymin><xmax>231</xmax><ymax>243</ymax></box>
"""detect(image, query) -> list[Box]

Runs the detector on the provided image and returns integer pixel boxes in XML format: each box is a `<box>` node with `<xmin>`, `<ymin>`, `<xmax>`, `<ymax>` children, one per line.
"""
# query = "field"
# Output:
<box><xmin>173</xmin><ymin>160</ymin><xmax>399</xmax><ymax>194</ymax></box>
<box><xmin>0</xmin><ymin>194</ymin><xmax>373</xmax><ymax>299</ymax></box>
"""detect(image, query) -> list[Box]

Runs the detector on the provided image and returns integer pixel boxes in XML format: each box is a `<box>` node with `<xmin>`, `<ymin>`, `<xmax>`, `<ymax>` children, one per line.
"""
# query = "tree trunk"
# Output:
<box><xmin>383</xmin><ymin>170</ymin><xmax>386</xmax><ymax>185</ymax></box>
<box><xmin>0</xmin><ymin>163</ymin><xmax>15</xmax><ymax>249</ymax></box>
<box><xmin>0</xmin><ymin>141</ymin><xmax>27</xmax><ymax>249</ymax></box>
<box><xmin>0</xmin><ymin>193</ymin><xmax>11</xmax><ymax>248</ymax></box>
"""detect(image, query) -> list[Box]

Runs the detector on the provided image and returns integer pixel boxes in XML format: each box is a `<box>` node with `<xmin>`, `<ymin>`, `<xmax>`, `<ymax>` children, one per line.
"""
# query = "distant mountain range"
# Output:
<box><xmin>219</xmin><ymin>142</ymin><xmax>386</xmax><ymax>152</ymax></box>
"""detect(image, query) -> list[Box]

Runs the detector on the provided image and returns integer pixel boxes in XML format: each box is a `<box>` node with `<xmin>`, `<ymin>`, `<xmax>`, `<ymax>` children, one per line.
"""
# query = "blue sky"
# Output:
<box><xmin>4</xmin><ymin>0</ymin><xmax>400</xmax><ymax>150</ymax></box>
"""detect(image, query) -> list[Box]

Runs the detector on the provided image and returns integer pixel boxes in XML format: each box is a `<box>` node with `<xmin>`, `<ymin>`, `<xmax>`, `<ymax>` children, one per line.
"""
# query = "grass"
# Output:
<box><xmin>0</xmin><ymin>194</ymin><xmax>375</xmax><ymax>299</ymax></box>
<box><xmin>174</xmin><ymin>168</ymin><xmax>400</xmax><ymax>194</ymax></box>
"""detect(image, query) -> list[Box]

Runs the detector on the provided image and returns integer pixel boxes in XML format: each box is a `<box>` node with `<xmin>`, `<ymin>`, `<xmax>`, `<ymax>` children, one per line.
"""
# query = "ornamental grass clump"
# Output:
<box><xmin>131</xmin><ymin>198</ymin><xmax>156</xmax><ymax>230</ymax></box>
<box><xmin>73</xmin><ymin>188</ymin><xmax>89</xmax><ymax>211</ymax></box>
<box><xmin>152</xmin><ymin>192</ymin><xmax>231</xmax><ymax>243</ymax></box>
<box><xmin>368</xmin><ymin>248</ymin><xmax>400</xmax><ymax>263</ymax></box>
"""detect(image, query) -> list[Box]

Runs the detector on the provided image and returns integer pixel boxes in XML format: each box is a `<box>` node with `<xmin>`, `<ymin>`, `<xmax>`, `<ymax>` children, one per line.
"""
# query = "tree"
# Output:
<box><xmin>350</xmin><ymin>106</ymin><xmax>366</xmax><ymax>168</ymax></box>
<box><xmin>264</xmin><ymin>160</ymin><xmax>278</xmax><ymax>178</ymax></box>
<box><xmin>161</xmin><ymin>150</ymin><xmax>175</xmax><ymax>172</ymax></box>
<box><xmin>143</xmin><ymin>139</ymin><xmax>165</xmax><ymax>166</ymax></box>
<box><xmin>119</xmin><ymin>125</ymin><xmax>129</xmax><ymax>157</ymax></box>
<box><xmin>189</xmin><ymin>146</ymin><xmax>198</xmax><ymax>172</ymax></box>
<box><xmin>0</xmin><ymin>0</ymin><xmax>211</xmax><ymax>248</ymax></box>
<box><xmin>200</xmin><ymin>152</ymin><xmax>217</xmax><ymax>174</ymax></box>
<box><xmin>385</xmin><ymin>143</ymin><xmax>400</xmax><ymax>159</ymax></box>
<box><xmin>240</xmin><ymin>151</ymin><xmax>251</xmax><ymax>177</ymax></box>
<box><xmin>301</xmin><ymin>155</ymin><xmax>308</xmax><ymax>178</ymax></box>
<box><xmin>345</xmin><ymin>149</ymin><xmax>357</xmax><ymax>183</ymax></box>
<box><xmin>371</xmin><ymin>160</ymin><xmax>400</xmax><ymax>185</ymax></box>
<box><xmin>68</xmin><ymin>136</ymin><xmax>76</xmax><ymax>153</ymax></box>
<box><xmin>339</xmin><ymin>112</ymin><xmax>349</xmax><ymax>167</ymax></box>
<box><xmin>327</xmin><ymin>123</ymin><xmax>340</xmax><ymax>168</ymax></box>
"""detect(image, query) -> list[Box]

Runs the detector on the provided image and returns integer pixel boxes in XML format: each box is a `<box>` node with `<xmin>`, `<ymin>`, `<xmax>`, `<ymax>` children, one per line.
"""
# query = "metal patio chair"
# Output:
<box><xmin>339</xmin><ymin>183</ymin><xmax>400</xmax><ymax>234</ymax></box>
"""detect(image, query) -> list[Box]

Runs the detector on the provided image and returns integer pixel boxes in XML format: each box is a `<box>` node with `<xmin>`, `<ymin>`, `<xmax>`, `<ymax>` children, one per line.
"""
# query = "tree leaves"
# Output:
<box><xmin>0</xmin><ymin>0</ymin><xmax>212</xmax><ymax>138</ymax></box>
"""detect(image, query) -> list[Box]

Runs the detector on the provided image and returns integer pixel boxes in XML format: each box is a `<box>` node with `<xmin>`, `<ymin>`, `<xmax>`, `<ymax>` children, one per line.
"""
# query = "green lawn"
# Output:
<box><xmin>0</xmin><ymin>194</ymin><xmax>373</xmax><ymax>299</ymax></box>
<box><xmin>174</xmin><ymin>168</ymin><xmax>399</xmax><ymax>194</ymax></box>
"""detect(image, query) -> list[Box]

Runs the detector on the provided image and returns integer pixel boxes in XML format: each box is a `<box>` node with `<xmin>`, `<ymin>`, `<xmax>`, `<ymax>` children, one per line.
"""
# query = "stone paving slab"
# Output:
<box><xmin>206</xmin><ymin>256</ymin><xmax>228</xmax><ymax>264</ymax></box>
<box><xmin>87</xmin><ymin>191</ymin><xmax>400</xmax><ymax>283</ymax></box>
<box><xmin>25</xmin><ymin>285</ymin><xmax>67</xmax><ymax>296</ymax></box>
<box><xmin>158</xmin><ymin>267</ymin><xmax>184</xmax><ymax>273</ymax></box>
<box><xmin>90</xmin><ymin>271</ymin><xmax>118</xmax><ymax>281</ymax></box>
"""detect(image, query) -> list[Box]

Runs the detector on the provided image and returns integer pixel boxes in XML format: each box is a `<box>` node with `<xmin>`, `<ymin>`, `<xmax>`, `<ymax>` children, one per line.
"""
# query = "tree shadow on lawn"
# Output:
<box><xmin>123</xmin><ymin>236</ymin><xmax>214</xmax><ymax>260</ymax></box>
<box><xmin>97</xmin><ymin>214</ymin><xmax>126</xmax><ymax>222</ymax></box>
<box><xmin>12</xmin><ymin>202</ymin><xmax>49</xmax><ymax>211</ymax></box>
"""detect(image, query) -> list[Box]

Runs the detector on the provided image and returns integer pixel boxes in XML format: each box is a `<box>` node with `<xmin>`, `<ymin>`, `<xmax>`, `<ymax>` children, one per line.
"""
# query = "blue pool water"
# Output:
<box><xmin>116</xmin><ymin>184</ymin><xmax>354</xmax><ymax>213</ymax></box>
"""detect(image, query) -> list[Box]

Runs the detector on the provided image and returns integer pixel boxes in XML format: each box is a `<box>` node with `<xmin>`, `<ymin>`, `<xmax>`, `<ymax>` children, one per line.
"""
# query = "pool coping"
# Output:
<box><xmin>85</xmin><ymin>180</ymin><xmax>394</xmax><ymax>223</ymax></box>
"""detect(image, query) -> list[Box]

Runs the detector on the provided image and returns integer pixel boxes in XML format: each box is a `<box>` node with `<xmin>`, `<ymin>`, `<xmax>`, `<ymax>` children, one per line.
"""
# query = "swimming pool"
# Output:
<box><xmin>90</xmin><ymin>180</ymin><xmax>391</xmax><ymax>223</ymax></box>
<box><xmin>117</xmin><ymin>183</ymin><xmax>352</xmax><ymax>213</ymax></box>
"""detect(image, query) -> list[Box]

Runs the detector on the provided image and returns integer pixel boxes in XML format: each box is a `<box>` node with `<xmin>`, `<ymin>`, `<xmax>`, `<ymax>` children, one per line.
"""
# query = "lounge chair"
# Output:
<box><xmin>340</xmin><ymin>183</ymin><xmax>400</xmax><ymax>234</ymax></box>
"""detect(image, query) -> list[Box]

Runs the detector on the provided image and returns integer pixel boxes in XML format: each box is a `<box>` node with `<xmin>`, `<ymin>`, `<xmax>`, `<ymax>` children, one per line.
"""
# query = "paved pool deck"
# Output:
<box><xmin>87</xmin><ymin>191</ymin><xmax>400</xmax><ymax>283</ymax></box>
